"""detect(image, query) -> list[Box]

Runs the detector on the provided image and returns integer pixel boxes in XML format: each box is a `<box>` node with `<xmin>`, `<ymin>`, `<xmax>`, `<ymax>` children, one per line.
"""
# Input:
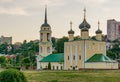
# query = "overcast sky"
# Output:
<box><xmin>0</xmin><ymin>0</ymin><xmax>120</xmax><ymax>43</ymax></box>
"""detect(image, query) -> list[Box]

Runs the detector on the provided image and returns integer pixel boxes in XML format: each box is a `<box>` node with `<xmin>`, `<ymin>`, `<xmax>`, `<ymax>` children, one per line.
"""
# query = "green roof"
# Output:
<box><xmin>40</xmin><ymin>53</ymin><xmax>64</xmax><ymax>62</ymax></box>
<box><xmin>86</xmin><ymin>54</ymin><xmax>115</xmax><ymax>62</ymax></box>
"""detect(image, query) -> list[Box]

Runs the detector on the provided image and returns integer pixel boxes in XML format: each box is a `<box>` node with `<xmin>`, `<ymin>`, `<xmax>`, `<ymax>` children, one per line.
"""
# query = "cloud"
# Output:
<box><xmin>0</xmin><ymin>7</ymin><xmax>28</xmax><ymax>16</ymax></box>
<box><xmin>0</xmin><ymin>0</ymin><xmax>14</xmax><ymax>3</ymax></box>
<box><xmin>0</xmin><ymin>0</ymin><xmax>66</xmax><ymax>16</ymax></box>
<box><xmin>77</xmin><ymin>0</ymin><xmax>108</xmax><ymax>6</ymax></box>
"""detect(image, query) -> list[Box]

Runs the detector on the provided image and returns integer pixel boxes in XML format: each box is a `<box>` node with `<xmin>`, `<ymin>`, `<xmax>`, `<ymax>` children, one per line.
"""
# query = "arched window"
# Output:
<box><xmin>73</xmin><ymin>55</ymin><xmax>75</xmax><ymax>60</ymax></box>
<box><xmin>47</xmin><ymin>33</ymin><xmax>50</xmax><ymax>41</ymax></box>
<box><xmin>53</xmin><ymin>66</ymin><xmax>55</xmax><ymax>70</ymax></box>
<box><xmin>40</xmin><ymin>47</ymin><xmax>42</xmax><ymax>53</ymax></box>
<box><xmin>61</xmin><ymin>66</ymin><xmax>62</xmax><ymax>70</ymax></box>
<box><xmin>40</xmin><ymin>33</ymin><xmax>43</xmax><ymax>41</ymax></box>
<box><xmin>57</xmin><ymin>66</ymin><xmax>59</xmax><ymax>70</ymax></box>
<box><xmin>68</xmin><ymin>56</ymin><xmax>69</xmax><ymax>60</ymax></box>
<box><xmin>79</xmin><ymin>55</ymin><xmax>81</xmax><ymax>60</ymax></box>
<box><xmin>47</xmin><ymin>47</ymin><xmax>50</xmax><ymax>53</ymax></box>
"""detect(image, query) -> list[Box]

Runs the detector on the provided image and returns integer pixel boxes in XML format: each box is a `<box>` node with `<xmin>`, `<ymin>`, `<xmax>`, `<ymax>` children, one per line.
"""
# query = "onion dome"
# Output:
<box><xmin>96</xmin><ymin>21</ymin><xmax>102</xmax><ymax>34</ymax></box>
<box><xmin>68</xmin><ymin>21</ymin><xmax>75</xmax><ymax>34</ymax></box>
<box><xmin>68</xmin><ymin>29</ymin><xmax>75</xmax><ymax>34</ymax></box>
<box><xmin>79</xmin><ymin>8</ymin><xmax>90</xmax><ymax>30</ymax></box>
<box><xmin>41</xmin><ymin>6</ymin><xmax>51</xmax><ymax>27</ymax></box>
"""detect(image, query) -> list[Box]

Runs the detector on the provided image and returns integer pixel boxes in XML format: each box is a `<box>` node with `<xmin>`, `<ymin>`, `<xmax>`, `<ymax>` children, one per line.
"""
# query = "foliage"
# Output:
<box><xmin>0</xmin><ymin>56</ymin><xmax>6</xmax><ymax>67</ymax></box>
<box><xmin>107</xmin><ymin>43</ymin><xmax>120</xmax><ymax>59</ymax></box>
<box><xmin>22</xmin><ymin>57</ymin><xmax>31</xmax><ymax>69</ymax></box>
<box><xmin>55</xmin><ymin>37</ymin><xmax>68</xmax><ymax>53</ymax></box>
<box><xmin>0</xmin><ymin>69</ymin><xmax>27</xmax><ymax>82</ymax></box>
<box><xmin>48</xmin><ymin>62</ymin><xmax>51</xmax><ymax>70</ymax></box>
<box><xmin>6</xmin><ymin>66</ymin><xmax>21</xmax><ymax>70</ymax></box>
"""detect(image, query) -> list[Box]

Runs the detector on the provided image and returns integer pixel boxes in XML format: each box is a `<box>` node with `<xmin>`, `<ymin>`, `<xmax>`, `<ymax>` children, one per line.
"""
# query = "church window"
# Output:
<box><xmin>79</xmin><ymin>55</ymin><xmax>81</xmax><ymax>60</ymax></box>
<box><xmin>40</xmin><ymin>33</ymin><xmax>43</xmax><ymax>41</ymax></box>
<box><xmin>40</xmin><ymin>47</ymin><xmax>42</xmax><ymax>53</ymax></box>
<box><xmin>53</xmin><ymin>66</ymin><xmax>55</xmax><ymax>70</ymax></box>
<box><xmin>73</xmin><ymin>55</ymin><xmax>75</xmax><ymax>60</ymax></box>
<box><xmin>68</xmin><ymin>56</ymin><xmax>69</xmax><ymax>60</ymax></box>
<box><xmin>92</xmin><ymin>43</ymin><xmax>94</xmax><ymax>50</ymax></box>
<box><xmin>61</xmin><ymin>66</ymin><xmax>63</xmax><ymax>70</ymax></box>
<box><xmin>57</xmin><ymin>66</ymin><xmax>59</xmax><ymax>70</ymax></box>
<box><xmin>47</xmin><ymin>47</ymin><xmax>50</xmax><ymax>53</ymax></box>
<box><xmin>47</xmin><ymin>33</ymin><xmax>50</xmax><ymax>41</ymax></box>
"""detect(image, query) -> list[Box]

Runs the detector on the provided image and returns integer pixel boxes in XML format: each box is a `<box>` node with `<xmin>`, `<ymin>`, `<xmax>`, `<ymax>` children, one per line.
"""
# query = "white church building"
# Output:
<box><xmin>36</xmin><ymin>7</ymin><xmax>118</xmax><ymax>70</ymax></box>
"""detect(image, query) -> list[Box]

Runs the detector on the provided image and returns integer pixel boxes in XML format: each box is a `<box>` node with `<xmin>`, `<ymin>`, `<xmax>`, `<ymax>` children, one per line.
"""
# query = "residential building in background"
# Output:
<box><xmin>0</xmin><ymin>36</ymin><xmax>12</xmax><ymax>44</ymax></box>
<box><xmin>107</xmin><ymin>19</ymin><xmax>120</xmax><ymax>41</ymax></box>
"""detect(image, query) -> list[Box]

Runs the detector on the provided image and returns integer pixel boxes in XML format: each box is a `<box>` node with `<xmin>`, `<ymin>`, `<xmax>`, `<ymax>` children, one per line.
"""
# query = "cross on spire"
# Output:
<box><xmin>84</xmin><ymin>8</ymin><xmax>86</xmax><ymax>19</ymax></box>
<box><xmin>98</xmin><ymin>21</ymin><xmax>100</xmax><ymax>29</ymax></box>
<box><xmin>70</xmin><ymin>21</ymin><xmax>73</xmax><ymax>30</ymax></box>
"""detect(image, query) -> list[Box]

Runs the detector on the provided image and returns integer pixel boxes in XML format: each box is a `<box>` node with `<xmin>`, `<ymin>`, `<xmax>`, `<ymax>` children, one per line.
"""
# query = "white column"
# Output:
<box><xmin>36</xmin><ymin>55</ymin><xmax>40</xmax><ymax>70</ymax></box>
<box><xmin>70</xmin><ymin>44</ymin><xmax>72</xmax><ymax>67</ymax></box>
<box><xmin>75</xmin><ymin>45</ymin><xmax>78</xmax><ymax>66</ymax></box>
<box><xmin>64</xmin><ymin>46</ymin><xmax>66</xmax><ymax>70</ymax></box>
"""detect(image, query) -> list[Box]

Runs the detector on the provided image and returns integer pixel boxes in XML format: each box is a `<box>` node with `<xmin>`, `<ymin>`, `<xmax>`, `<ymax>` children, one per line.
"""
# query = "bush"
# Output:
<box><xmin>0</xmin><ymin>69</ymin><xmax>27</xmax><ymax>82</ymax></box>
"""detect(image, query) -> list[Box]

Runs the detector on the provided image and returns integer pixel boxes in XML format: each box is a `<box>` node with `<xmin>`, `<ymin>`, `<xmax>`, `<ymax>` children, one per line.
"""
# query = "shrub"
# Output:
<box><xmin>0</xmin><ymin>69</ymin><xmax>27</xmax><ymax>82</ymax></box>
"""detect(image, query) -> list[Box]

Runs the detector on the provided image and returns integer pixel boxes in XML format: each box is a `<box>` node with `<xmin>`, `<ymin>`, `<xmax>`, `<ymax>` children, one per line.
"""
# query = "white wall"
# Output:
<box><xmin>40</xmin><ymin>62</ymin><xmax>64</xmax><ymax>70</ymax></box>
<box><xmin>85</xmin><ymin>62</ymin><xmax>118</xmax><ymax>69</ymax></box>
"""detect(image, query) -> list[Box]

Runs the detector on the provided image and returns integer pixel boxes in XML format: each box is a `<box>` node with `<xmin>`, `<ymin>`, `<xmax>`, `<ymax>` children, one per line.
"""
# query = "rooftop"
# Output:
<box><xmin>40</xmin><ymin>53</ymin><xmax>64</xmax><ymax>62</ymax></box>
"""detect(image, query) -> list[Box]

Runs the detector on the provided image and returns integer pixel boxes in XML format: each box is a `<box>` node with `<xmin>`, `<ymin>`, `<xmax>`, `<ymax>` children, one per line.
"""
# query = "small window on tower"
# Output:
<box><xmin>47</xmin><ymin>47</ymin><xmax>50</xmax><ymax>53</ymax></box>
<box><xmin>73</xmin><ymin>55</ymin><xmax>75</xmax><ymax>60</ymax></box>
<box><xmin>79</xmin><ymin>55</ymin><xmax>81</xmax><ymax>60</ymax></box>
<box><xmin>40</xmin><ymin>47</ymin><xmax>42</xmax><ymax>53</ymax></box>
<box><xmin>40</xmin><ymin>33</ymin><xmax>43</xmax><ymax>41</ymax></box>
<box><xmin>47</xmin><ymin>33</ymin><xmax>50</xmax><ymax>41</ymax></box>
<box><xmin>68</xmin><ymin>56</ymin><xmax>69</xmax><ymax>60</ymax></box>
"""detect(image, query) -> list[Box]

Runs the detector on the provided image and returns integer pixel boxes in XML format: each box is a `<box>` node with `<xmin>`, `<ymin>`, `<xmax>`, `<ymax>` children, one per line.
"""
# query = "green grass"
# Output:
<box><xmin>24</xmin><ymin>70</ymin><xmax>120</xmax><ymax>82</ymax></box>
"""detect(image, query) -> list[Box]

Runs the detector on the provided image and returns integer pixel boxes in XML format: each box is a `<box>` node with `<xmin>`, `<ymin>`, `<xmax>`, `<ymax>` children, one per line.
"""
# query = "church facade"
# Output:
<box><xmin>37</xmin><ymin>7</ymin><xmax>118</xmax><ymax>70</ymax></box>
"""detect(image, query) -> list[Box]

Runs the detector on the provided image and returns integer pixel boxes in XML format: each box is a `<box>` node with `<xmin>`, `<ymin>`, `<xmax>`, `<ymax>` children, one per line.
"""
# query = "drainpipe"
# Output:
<box><xmin>84</xmin><ymin>39</ymin><xmax>86</xmax><ymax>69</ymax></box>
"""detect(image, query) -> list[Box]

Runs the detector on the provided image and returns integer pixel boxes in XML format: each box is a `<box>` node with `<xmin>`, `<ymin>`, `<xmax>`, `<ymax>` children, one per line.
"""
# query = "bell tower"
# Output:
<box><xmin>39</xmin><ymin>6</ymin><xmax>52</xmax><ymax>57</ymax></box>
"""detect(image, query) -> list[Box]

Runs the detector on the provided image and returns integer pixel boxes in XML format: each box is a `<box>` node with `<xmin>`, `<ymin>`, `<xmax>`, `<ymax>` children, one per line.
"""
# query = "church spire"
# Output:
<box><xmin>44</xmin><ymin>5</ymin><xmax>47</xmax><ymax>24</ymax></box>
<box><xmin>68</xmin><ymin>21</ymin><xmax>74</xmax><ymax>34</ymax></box>
<box><xmin>41</xmin><ymin>5</ymin><xmax>50</xmax><ymax>27</ymax></box>
<box><xmin>96</xmin><ymin>21</ymin><xmax>102</xmax><ymax>34</ymax></box>
<box><xmin>98</xmin><ymin>21</ymin><xmax>100</xmax><ymax>30</ymax></box>
<box><xmin>70</xmin><ymin>21</ymin><xmax>72</xmax><ymax>30</ymax></box>
<box><xmin>84</xmin><ymin>8</ymin><xmax>86</xmax><ymax>20</ymax></box>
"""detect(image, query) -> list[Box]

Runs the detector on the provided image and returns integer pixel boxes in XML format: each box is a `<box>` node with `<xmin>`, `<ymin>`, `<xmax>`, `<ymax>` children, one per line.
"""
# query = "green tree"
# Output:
<box><xmin>48</xmin><ymin>62</ymin><xmax>51</xmax><ymax>70</ymax></box>
<box><xmin>55</xmin><ymin>37</ymin><xmax>68</xmax><ymax>53</ymax></box>
<box><xmin>0</xmin><ymin>56</ymin><xmax>6</xmax><ymax>67</ymax></box>
<box><xmin>22</xmin><ymin>57</ymin><xmax>30</xmax><ymax>69</ymax></box>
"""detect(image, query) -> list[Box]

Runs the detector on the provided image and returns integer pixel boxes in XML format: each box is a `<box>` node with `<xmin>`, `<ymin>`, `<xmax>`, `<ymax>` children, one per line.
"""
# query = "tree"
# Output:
<box><xmin>22</xmin><ymin>57</ymin><xmax>31</xmax><ymax>69</ymax></box>
<box><xmin>48</xmin><ymin>62</ymin><xmax>51</xmax><ymax>70</ymax></box>
<box><xmin>0</xmin><ymin>56</ymin><xmax>6</xmax><ymax>67</ymax></box>
<box><xmin>55</xmin><ymin>37</ymin><xmax>68</xmax><ymax>53</ymax></box>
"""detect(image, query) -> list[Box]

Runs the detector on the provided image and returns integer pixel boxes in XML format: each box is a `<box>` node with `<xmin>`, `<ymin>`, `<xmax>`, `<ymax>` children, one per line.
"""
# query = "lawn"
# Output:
<box><xmin>24</xmin><ymin>70</ymin><xmax>120</xmax><ymax>82</ymax></box>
